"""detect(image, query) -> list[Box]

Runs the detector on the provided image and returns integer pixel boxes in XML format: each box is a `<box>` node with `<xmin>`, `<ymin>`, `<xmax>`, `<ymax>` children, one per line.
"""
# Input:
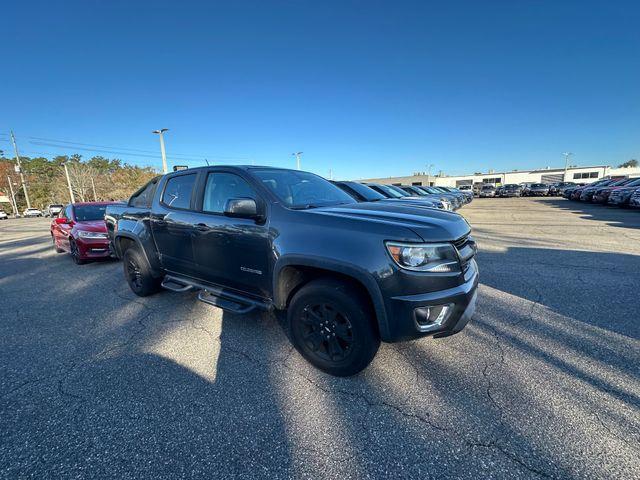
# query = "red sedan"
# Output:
<box><xmin>50</xmin><ymin>202</ymin><xmax>119</xmax><ymax>264</ymax></box>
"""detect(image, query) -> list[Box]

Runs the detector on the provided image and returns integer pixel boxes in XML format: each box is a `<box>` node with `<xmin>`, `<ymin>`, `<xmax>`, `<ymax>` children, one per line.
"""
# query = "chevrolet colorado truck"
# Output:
<box><xmin>105</xmin><ymin>166</ymin><xmax>478</xmax><ymax>376</ymax></box>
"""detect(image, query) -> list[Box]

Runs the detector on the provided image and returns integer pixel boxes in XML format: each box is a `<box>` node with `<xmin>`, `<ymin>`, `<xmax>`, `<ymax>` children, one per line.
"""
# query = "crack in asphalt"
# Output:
<box><xmin>221</xmin><ymin>339</ymin><xmax>556</xmax><ymax>478</ymax></box>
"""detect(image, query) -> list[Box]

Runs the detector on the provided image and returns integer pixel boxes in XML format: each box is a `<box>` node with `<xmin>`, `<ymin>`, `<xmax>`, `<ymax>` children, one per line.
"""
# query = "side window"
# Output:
<box><xmin>130</xmin><ymin>179</ymin><xmax>159</xmax><ymax>208</ymax></box>
<box><xmin>64</xmin><ymin>205</ymin><xmax>73</xmax><ymax>220</ymax></box>
<box><xmin>162</xmin><ymin>174</ymin><xmax>197</xmax><ymax>210</ymax></box>
<box><xmin>203</xmin><ymin>172</ymin><xmax>256</xmax><ymax>213</ymax></box>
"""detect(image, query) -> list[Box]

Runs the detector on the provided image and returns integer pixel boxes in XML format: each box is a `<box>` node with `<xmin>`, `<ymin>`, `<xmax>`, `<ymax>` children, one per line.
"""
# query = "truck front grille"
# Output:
<box><xmin>453</xmin><ymin>235</ymin><xmax>477</xmax><ymax>272</ymax></box>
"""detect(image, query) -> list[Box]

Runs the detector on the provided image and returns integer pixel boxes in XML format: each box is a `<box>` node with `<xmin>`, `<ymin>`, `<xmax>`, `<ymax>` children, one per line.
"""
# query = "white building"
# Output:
<box><xmin>359</xmin><ymin>165</ymin><xmax>640</xmax><ymax>187</ymax></box>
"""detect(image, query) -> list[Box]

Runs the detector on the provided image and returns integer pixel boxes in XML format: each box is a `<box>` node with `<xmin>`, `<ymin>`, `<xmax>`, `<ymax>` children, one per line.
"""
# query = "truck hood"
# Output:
<box><xmin>307</xmin><ymin>202</ymin><xmax>470</xmax><ymax>242</ymax></box>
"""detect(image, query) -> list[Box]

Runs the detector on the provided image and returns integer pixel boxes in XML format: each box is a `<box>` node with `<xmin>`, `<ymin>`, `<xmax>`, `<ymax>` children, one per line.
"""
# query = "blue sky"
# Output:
<box><xmin>1</xmin><ymin>0</ymin><xmax>638</xmax><ymax>179</ymax></box>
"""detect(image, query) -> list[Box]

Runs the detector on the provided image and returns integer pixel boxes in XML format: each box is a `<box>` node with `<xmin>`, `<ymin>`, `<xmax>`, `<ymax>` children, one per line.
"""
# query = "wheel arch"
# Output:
<box><xmin>273</xmin><ymin>256</ymin><xmax>390</xmax><ymax>340</ymax></box>
<box><xmin>114</xmin><ymin>233</ymin><xmax>162</xmax><ymax>277</ymax></box>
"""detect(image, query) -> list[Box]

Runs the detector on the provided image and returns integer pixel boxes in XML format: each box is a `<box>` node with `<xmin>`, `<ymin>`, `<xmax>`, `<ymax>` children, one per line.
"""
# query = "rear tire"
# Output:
<box><xmin>123</xmin><ymin>247</ymin><xmax>161</xmax><ymax>297</ymax></box>
<box><xmin>288</xmin><ymin>278</ymin><xmax>380</xmax><ymax>376</ymax></box>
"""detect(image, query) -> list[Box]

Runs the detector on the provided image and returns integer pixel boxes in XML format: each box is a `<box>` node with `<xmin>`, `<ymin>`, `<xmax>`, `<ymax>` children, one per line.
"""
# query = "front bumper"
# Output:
<box><xmin>77</xmin><ymin>237</ymin><xmax>111</xmax><ymax>259</ymax></box>
<box><xmin>383</xmin><ymin>259</ymin><xmax>479</xmax><ymax>342</ymax></box>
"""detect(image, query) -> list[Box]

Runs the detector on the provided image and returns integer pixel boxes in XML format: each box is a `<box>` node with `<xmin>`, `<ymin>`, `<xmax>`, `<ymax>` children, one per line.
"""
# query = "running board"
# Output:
<box><xmin>198</xmin><ymin>291</ymin><xmax>255</xmax><ymax>314</ymax></box>
<box><xmin>161</xmin><ymin>278</ymin><xmax>194</xmax><ymax>292</ymax></box>
<box><xmin>161</xmin><ymin>274</ymin><xmax>270</xmax><ymax>314</ymax></box>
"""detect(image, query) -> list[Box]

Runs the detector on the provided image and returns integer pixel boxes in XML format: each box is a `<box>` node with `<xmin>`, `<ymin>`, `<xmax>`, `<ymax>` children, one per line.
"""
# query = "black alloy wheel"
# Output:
<box><xmin>288</xmin><ymin>279</ymin><xmax>380</xmax><ymax>376</ymax></box>
<box><xmin>126</xmin><ymin>257</ymin><xmax>143</xmax><ymax>291</ymax></box>
<box><xmin>299</xmin><ymin>303</ymin><xmax>354</xmax><ymax>362</ymax></box>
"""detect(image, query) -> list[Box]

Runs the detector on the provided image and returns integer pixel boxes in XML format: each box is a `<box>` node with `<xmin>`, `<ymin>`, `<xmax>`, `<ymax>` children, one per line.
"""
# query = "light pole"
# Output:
<box><xmin>562</xmin><ymin>152</ymin><xmax>573</xmax><ymax>181</ymax></box>
<box><xmin>63</xmin><ymin>163</ymin><xmax>76</xmax><ymax>203</ymax></box>
<box><xmin>153</xmin><ymin>129</ymin><xmax>169</xmax><ymax>174</ymax></box>
<box><xmin>292</xmin><ymin>151</ymin><xmax>303</xmax><ymax>170</ymax></box>
<box><xmin>426</xmin><ymin>164</ymin><xmax>434</xmax><ymax>187</ymax></box>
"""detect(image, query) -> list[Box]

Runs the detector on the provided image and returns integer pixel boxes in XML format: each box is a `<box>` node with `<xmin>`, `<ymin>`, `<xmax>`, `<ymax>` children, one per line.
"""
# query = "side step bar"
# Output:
<box><xmin>161</xmin><ymin>274</ymin><xmax>270</xmax><ymax>314</ymax></box>
<box><xmin>161</xmin><ymin>278</ymin><xmax>194</xmax><ymax>292</ymax></box>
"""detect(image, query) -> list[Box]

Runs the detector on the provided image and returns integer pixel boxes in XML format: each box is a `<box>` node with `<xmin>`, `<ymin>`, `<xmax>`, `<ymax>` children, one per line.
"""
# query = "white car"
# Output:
<box><xmin>0</xmin><ymin>211</ymin><xmax>8</xmax><ymax>220</ymax></box>
<box><xmin>45</xmin><ymin>204</ymin><xmax>64</xmax><ymax>217</ymax></box>
<box><xmin>23</xmin><ymin>208</ymin><xmax>43</xmax><ymax>217</ymax></box>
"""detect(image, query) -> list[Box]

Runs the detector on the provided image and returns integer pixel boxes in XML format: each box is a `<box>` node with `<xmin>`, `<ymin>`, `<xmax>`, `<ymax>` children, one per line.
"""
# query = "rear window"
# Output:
<box><xmin>74</xmin><ymin>204</ymin><xmax>108</xmax><ymax>222</ymax></box>
<box><xmin>162</xmin><ymin>174</ymin><xmax>197</xmax><ymax>210</ymax></box>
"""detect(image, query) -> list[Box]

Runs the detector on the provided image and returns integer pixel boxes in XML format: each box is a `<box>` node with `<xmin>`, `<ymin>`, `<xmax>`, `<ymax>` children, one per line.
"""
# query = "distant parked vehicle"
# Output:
<box><xmin>333</xmin><ymin>181</ymin><xmax>449</xmax><ymax>210</ymax></box>
<box><xmin>549</xmin><ymin>182</ymin><xmax>576</xmax><ymax>196</ymax></box>
<box><xmin>579</xmin><ymin>179</ymin><xmax>620</xmax><ymax>202</ymax></box>
<box><xmin>439</xmin><ymin>186</ymin><xmax>473</xmax><ymax>204</ymax></box>
<box><xmin>528</xmin><ymin>184</ymin><xmax>550</xmax><ymax>196</ymax></box>
<box><xmin>458</xmin><ymin>185</ymin><xmax>472</xmax><ymax>194</ymax></box>
<box><xmin>366</xmin><ymin>183</ymin><xmax>455</xmax><ymax>210</ymax></box>
<box><xmin>479</xmin><ymin>185</ymin><xmax>496</xmax><ymax>197</ymax></box>
<box><xmin>592</xmin><ymin>178</ymin><xmax>639</xmax><ymax>204</ymax></box>
<box><xmin>629</xmin><ymin>188</ymin><xmax>640</xmax><ymax>208</ymax></box>
<box><xmin>50</xmin><ymin>202</ymin><xmax>119</xmax><ymax>264</ymax></box>
<box><xmin>605</xmin><ymin>178</ymin><xmax>640</xmax><ymax>207</ymax></box>
<box><xmin>23</xmin><ymin>208</ymin><xmax>43</xmax><ymax>217</ymax></box>
<box><xmin>0</xmin><ymin>210</ymin><xmax>8</xmax><ymax>220</ymax></box>
<box><xmin>44</xmin><ymin>204</ymin><xmax>64</xmax><ymax>217</ymax></box>
<box><xmin>520</xmin><ymin>182</ymin><xmax>534</xmax><ymax>196</ymax></box>
<box><xmin>499</xmin><ymin>184</ymin><xmax>522</xmax><ymax>197</ymax></box>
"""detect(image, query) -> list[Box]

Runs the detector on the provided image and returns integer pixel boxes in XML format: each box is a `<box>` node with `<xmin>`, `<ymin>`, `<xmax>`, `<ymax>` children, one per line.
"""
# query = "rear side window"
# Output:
<box><xmin>162</xmin><ymin>174</ymin><xmax>197</xmax><ymax>210</ymax></box>
<box><xmin>130</xmin><ymin>178</ymin><xmax>159</xmax><ymax>208</ymax></box>
<box><xmin>203</xmin><ymin>172</ymin><xmax>256</xmax><ymax>213</ymax></box>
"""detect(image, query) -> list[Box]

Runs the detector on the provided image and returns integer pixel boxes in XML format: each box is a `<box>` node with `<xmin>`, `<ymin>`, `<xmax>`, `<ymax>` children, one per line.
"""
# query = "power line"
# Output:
<box><xmin>1</xmin><ymin>132</ymin><xmax>250</xmax><ymax>161</ymax></box>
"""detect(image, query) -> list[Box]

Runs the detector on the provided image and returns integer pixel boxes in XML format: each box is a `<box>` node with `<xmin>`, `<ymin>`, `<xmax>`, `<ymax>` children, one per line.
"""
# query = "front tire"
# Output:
<box><xmin>123</xmin><ymin>247</ymin><xmax>161</xmax><ymax>297</ymax></box>
<box><xmin>288</xmin><ymin>278</ymin><xmax>380</xmax><ymax>377</ymax></box>
<box><xmin>69</xmin><ymin>239</ymin><xmax>86</xmax><ymax>265</ymax></box>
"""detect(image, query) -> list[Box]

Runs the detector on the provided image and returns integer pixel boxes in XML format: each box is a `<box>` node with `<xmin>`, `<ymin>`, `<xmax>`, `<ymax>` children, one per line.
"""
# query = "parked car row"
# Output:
<box><xmin>475</xmin><ymin>181</ymin><xmax>584</xmax><ymax>198</ymax></box>
<box><xmin>563</xmin><ymin>177</ymin><xmax>640</xmax><ymax>208</ymax></box>
<box><xmin>48</xmin><ymin>166</ymin><xmax>479</xmax><ymax>377</ymax></box>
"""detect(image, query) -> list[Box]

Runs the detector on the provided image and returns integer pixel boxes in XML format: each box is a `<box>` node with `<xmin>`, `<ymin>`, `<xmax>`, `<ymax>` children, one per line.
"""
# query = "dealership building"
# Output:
<box><xmin>360</xmin><ymin>164</ymin><xmax>640</xmax><ymax>188</ymax></box>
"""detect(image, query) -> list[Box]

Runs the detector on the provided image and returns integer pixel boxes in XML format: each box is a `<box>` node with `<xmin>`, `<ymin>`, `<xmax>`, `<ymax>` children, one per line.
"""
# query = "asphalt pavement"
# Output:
<box><xmin>1</xmin><ymin>197</ymin><xmax>639</xmax><ymax>479</ymax></box>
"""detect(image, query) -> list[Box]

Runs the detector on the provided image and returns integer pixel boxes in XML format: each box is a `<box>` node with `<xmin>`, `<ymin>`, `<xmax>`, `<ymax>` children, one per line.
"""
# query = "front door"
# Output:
<box><xmin>151</xmin><ymin>172</ymin><xmax>200</xmax><ymax>278</ymax></box>
<box><xmin>191</xmin><ymin>170</ymin><xmax>270</xmax><ymax>299</ymax></box>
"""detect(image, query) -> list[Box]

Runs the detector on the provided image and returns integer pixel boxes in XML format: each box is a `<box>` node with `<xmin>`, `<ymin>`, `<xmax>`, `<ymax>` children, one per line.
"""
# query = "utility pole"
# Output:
<box><xmin>91</xmin><ymin>177</ymin><xmax>97</xmax><ymax>201</ymax></box>
<box><xmin>152</xmin><ymin>129</ymin><xmax>169</xmax><ymax>173</ymax></box>
<box><xmin>292</xmin><ymin>151</ymin><xmax>303</xmax><ymax>170</ymax></box>
<box><xmin>63</xmin><ymin>163</ymin><xmax>76</xmax><ymax>203</ymax></box>
<box><xmin>10</xmin><ymin>131</ymin><xmax>31</xmax><ymax>208</ymax></box>
<box><xmin>328</xmin><ymin>169</ymin><xmax>333</xmax><ymax>180</ymax></box>
<box><xmin>6</xmin><ymin>176</ymin><xmax>18</xmax><ymax>217</ymax></box>
<box><xmin>562</xmin><ymin>152</ymin><xmax>573</xmax><ymax>182</ymax></box>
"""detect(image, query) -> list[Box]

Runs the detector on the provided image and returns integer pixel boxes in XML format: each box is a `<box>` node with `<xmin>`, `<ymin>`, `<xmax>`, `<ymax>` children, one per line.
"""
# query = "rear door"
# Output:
<box><xmin>191</xmin><ymin>169</ymin><xmax>271</xmax><ymax>298</ymax></box>
<box><xmin>150</xmin><ymin>172</ymin><xmax>201</xmax><ymax>278</ymax></box>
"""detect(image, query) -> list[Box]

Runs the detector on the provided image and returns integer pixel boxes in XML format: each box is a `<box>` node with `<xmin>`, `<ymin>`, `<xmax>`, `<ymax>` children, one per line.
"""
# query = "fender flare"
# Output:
<box><xmin>273</xmin><ymin>255</ymin><xmax>390</xmax><ymax>339</ymax></box>
<box><xmin>114</xmin><ymin>232</ymin><xmax>162</xmax><ymax>277</ymax></box>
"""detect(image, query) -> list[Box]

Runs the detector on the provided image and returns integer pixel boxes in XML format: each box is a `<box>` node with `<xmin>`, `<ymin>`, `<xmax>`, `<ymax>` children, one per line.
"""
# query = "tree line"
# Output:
<box><xmin>0</xmin><ymin>154</ymin><xmax>157</xmax><ymax>211</ymax></box>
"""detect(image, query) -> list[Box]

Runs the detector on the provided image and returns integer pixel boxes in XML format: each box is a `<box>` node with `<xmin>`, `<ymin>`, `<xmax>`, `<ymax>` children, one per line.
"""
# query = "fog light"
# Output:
<box><xmin>414</xmin><ymin>304</ymin><xmax>453</xmax><ymax>332</ymax></box>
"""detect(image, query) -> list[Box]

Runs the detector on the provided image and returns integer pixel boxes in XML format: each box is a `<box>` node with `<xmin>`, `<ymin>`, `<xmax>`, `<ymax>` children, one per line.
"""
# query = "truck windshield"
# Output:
<box><xmin>74</xmin><ymin>204</ymin><xmax>108</xmax><ymax>222</ymax></box>
<box><xmin>253</xmin><ymin>169</ymin><xmax>355</xmax><ymax>209</ymax></box>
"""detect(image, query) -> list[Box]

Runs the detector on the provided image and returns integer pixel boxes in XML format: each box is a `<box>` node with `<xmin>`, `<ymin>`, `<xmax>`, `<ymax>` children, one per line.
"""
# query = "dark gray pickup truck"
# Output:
<box><xmin>106</xmin><ymin>166</ymin><xmax>478</xmax><ymax>376</ymax></box>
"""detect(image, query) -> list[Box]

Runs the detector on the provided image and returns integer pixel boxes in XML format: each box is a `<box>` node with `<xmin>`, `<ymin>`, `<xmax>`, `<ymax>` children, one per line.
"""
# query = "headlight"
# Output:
<box><xmin>386</xmin><ymin>242</ymin><xmax>460</xmax><ymax>273</ymax></box>
<box><xmin>78</xmin><ymin>231</ymin><xmax>108</xmax><ymax>239</ymax></box>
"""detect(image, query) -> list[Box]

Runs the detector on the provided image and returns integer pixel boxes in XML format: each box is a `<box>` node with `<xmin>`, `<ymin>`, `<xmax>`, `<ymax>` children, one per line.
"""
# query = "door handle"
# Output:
<box><xmin>195</xmin><ymin>223</ymin><xmax>210</xmax><ymax>232</ymax></box>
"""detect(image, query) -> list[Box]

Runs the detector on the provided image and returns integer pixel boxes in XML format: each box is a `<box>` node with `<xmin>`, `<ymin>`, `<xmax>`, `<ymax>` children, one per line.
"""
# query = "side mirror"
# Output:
<box><xmin>54</xmin><ymin>217</ymin><xmax>68</xmax><ymax>224</ymax></box>
<box><xmin>223</xmin><ymin>198</ymin><xmax>261</xmax><ymax>220</ymax></box>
